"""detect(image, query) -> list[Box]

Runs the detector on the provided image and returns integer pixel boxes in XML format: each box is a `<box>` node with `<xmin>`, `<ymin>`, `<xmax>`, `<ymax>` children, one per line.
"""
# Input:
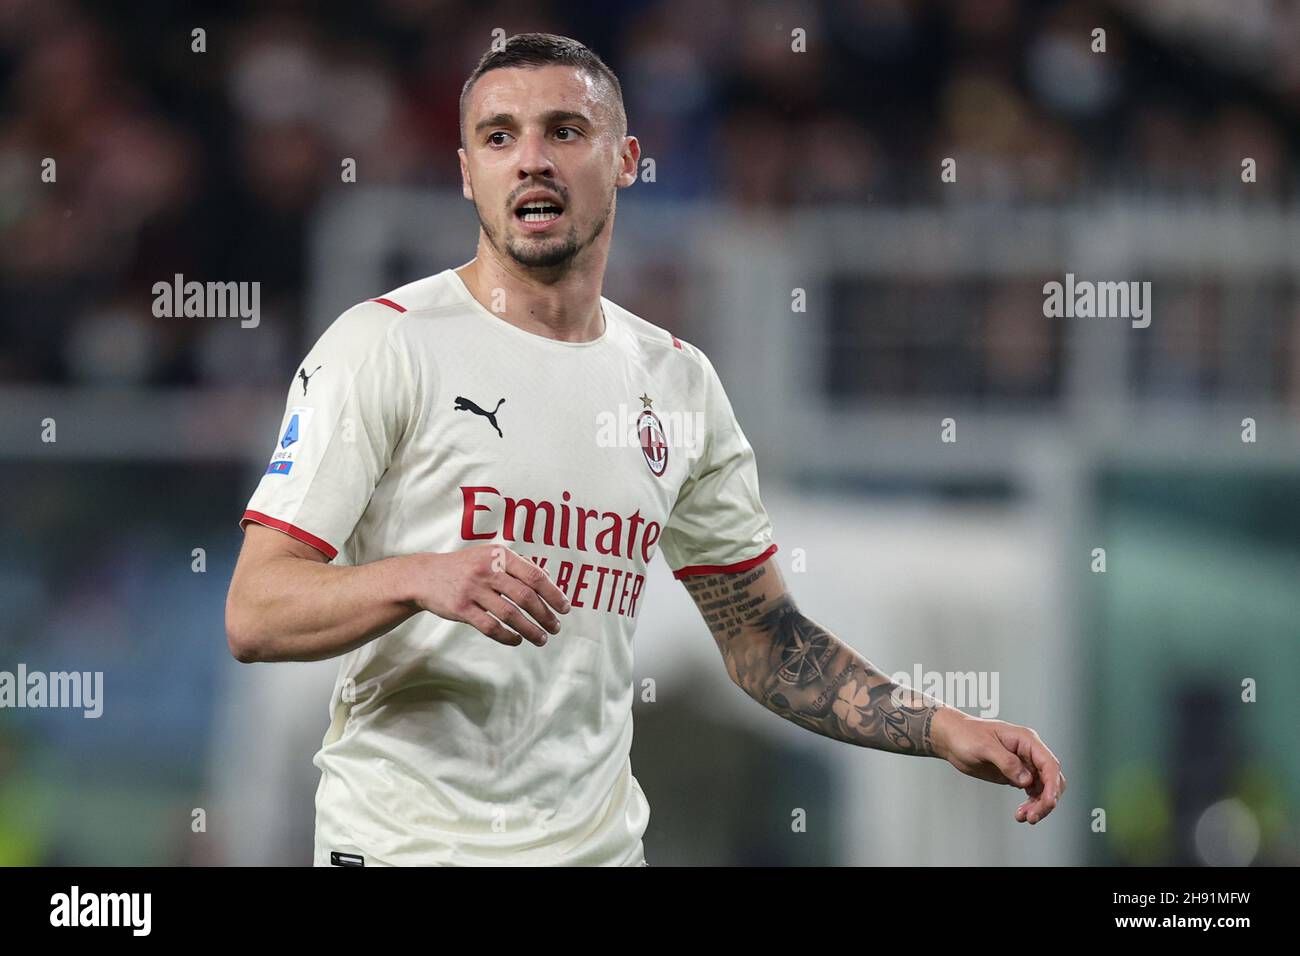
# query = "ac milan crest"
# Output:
<box><xmin>636</xmin><ymin>393</ymin><xmax>668</xmax><ymax>477</ymax></box>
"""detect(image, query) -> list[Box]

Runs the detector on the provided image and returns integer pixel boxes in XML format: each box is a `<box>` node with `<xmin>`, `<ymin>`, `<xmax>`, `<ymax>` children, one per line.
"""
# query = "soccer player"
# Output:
<box><xmin>225</xmin><ymin>33</ymin><xmax>1065</xmax><ymax>866</ymax></box>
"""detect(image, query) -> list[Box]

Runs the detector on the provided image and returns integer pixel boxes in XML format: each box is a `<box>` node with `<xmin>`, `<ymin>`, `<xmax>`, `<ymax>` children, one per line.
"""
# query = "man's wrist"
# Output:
<box><xmin>388</xmin><ymin>551</ymin><xmax>438</xmax><ymax>610</ymax></box>
<box><xmin>929</xmin><ymin>704</ymin><xmax>966</xmax><ymax>760</ymax></box>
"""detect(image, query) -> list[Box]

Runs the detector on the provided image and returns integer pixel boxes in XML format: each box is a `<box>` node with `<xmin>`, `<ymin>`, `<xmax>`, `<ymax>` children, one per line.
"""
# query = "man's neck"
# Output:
<box><xmin>455</xmin><ymin>256</ymin><xmax>606</xmax><ymax>343</ymax></box>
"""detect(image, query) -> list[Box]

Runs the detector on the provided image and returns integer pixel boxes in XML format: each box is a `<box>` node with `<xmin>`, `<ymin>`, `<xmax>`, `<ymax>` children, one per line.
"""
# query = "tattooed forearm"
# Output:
<box><xmin>683</xmin><ymin>570</ymin><xmax>946</xmax><ymax>757</ymax></box>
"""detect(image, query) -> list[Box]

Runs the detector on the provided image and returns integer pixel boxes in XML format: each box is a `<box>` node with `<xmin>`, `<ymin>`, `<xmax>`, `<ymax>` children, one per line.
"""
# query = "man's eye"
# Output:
<box><xmin>555</xmin><ymin>127</ymin><xmax>579</xmax><ymax>140</ymax></box>
<box><xmin>488</xmin><ymin>131</ymin><xmax>510</xmax><ymax>146</ymax></box>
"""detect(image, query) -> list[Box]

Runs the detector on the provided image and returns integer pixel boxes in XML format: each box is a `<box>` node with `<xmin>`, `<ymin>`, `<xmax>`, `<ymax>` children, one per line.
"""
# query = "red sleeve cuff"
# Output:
<box><xmin>671</xmin><ymin>543</ymin><xmax>777</xmax><ymax>579</ymax></box>
<box><xmin>240</xmin><ymin>510</ymin><xmax>338</xmax><ymax>561</ymax></box>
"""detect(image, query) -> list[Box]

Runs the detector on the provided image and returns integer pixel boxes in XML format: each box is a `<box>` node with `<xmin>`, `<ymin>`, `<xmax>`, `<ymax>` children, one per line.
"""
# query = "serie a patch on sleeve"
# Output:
<box><xmin>267</xmin><ymin>405</ymin><xmax>315</xmax><ymax>475</ymax></box>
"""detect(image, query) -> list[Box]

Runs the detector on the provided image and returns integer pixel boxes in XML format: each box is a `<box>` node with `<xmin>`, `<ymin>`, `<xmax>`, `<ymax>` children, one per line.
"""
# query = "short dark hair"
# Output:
<box><xmin>459</xmin><ymin>33</ymin><xmax>626</xmax><ymax>150</ymax></box>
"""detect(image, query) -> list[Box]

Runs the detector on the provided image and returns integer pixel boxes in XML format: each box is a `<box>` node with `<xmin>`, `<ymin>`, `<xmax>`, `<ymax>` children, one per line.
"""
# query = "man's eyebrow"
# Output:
<box><xmin>473</xmin><ymin>109</ymin><xmax>594</xmax><ymax>135</ymax></box>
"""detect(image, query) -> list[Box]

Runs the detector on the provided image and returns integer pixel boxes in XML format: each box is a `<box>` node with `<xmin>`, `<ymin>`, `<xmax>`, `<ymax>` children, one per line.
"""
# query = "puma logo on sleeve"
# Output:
<box><xmin>299</xmin><ymin>365</ymin><xmax>322</xmax><ymax>394</ymax></box>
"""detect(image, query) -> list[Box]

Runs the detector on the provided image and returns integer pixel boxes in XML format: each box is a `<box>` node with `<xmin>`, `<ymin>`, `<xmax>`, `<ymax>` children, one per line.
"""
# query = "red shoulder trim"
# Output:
<box><xmin>670</xmin><ymin>333</ymin><xmax>682</xmax><ymax>349</ymax></box>
<box><xmin>240</xmin><ymin>510</ymin><xmax>338</xmax><ymax>561</ymax></box>
<box><xmin>672</xmin><ymin>543</ymin><xmax>777</xmax><ymax>579</ymax></box>
<box><xmin>370</xmin><ymin>297</ymin><xmax>407</xmax><ymax>313</ymax></box>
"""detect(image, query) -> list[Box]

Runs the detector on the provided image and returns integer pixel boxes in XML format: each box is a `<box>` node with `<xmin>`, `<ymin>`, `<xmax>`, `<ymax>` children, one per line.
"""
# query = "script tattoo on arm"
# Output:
<box><xmin>682</xmin><ymin>561</ymin><xmax>945</xmax><ymax>757</ymax></box>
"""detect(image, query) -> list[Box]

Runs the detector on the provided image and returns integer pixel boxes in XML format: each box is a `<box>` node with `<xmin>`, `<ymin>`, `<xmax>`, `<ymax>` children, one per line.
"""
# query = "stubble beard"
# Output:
<box><xmin>477</xmin><ymin>188</ymin><xmax>615</xmax><ymax>273</ymax></box>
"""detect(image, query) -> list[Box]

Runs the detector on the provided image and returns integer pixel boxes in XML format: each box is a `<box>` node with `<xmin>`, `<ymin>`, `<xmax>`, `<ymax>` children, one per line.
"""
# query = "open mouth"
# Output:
<box><xmin>514</xmin><ymin>194</ymin><xmax>565</xmax><ymax>229</ymax></box>
<box><xmin>516</xmin><ymin>202</ymin><xmax>563</xmax><ymax>222</ymax></box>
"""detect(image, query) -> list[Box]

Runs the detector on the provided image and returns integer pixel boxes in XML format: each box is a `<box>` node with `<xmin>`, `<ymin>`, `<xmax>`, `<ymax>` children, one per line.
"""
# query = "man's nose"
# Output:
<box><xmin>516</xmin><ymin>129</ymin><xmax>555</xmax><ymax>178</ymax></box>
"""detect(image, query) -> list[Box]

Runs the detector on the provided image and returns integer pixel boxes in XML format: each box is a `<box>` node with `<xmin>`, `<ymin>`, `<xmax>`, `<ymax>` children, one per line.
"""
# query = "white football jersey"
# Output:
<box><xmin>239</xmin><ymin>267</ymin><xmax>778</xmax><ymax>866</ymax></box>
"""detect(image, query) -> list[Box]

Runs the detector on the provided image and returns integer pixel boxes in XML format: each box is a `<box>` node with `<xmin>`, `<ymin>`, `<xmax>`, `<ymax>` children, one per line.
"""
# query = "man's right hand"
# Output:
<box><xmin>406</xmin><ymin>544</ymin><xmax>571</xmax><ymax>647</ymax></box>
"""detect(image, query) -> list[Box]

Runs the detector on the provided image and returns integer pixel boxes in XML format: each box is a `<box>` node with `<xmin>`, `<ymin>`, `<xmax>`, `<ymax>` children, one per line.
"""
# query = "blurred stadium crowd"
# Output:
<box><xmin>3</xmin><ymin>0</ymin><xmax>1300</xmax><ymax>389</ymax></box>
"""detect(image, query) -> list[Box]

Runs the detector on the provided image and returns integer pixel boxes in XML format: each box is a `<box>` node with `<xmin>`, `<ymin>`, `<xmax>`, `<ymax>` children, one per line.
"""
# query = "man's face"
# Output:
<box><xmin>459</xmin><ymin>65</ymin><xmax>636</xmax><ymax>271</ymax></box>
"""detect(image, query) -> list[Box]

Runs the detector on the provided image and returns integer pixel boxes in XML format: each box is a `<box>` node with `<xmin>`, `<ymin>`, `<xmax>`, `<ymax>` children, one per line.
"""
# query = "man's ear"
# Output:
<box><xmin>458</xmin><ymin>148</ymin><xmax>473</xmax><ymax>201</ymax></box>
<box><xmin>616</xmin><ymin>135</ymin><xmax>640</xmax><ymax>189</ymax></box>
